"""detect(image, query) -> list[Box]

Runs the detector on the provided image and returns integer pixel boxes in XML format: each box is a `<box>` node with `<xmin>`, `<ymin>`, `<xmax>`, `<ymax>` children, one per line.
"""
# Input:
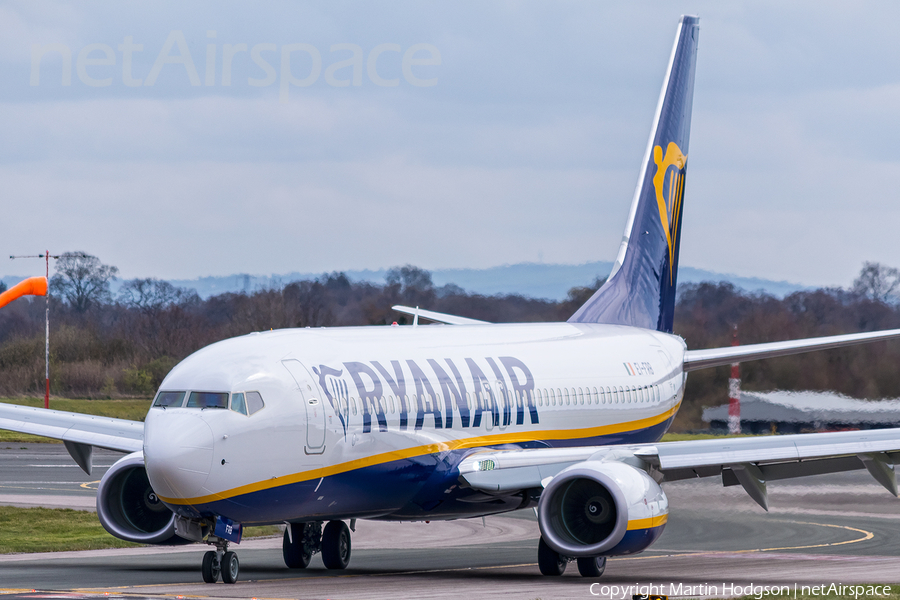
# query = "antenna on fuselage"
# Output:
<box><xmin>413</xmin><ymin>306</ymin><xmax>419</xmax><ymax>327</ymax></box>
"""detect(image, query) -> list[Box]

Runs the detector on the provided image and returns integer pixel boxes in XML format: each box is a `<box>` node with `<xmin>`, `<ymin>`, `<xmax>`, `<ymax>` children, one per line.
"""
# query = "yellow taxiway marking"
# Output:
<box><xmin>64</xmin><ymin>519</ymin><xmax>875</xmax><ymax>594</ymax></box>
<box><xmin>80</xmin><ymin>480</ymin><xmax>100</xmax><ymax>490</ymax></box>
<box><xmin>619</xmin><ymin>520</ymin><xmax>873</xmax><ymax>560</ymax></box>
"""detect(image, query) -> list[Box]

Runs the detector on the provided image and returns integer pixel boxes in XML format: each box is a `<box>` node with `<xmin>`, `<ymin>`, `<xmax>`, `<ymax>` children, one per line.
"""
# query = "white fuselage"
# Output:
<box><xmin>143</xmin><ymin>322</ymin><xmax>687</xmax><ymax>525</ymax></box>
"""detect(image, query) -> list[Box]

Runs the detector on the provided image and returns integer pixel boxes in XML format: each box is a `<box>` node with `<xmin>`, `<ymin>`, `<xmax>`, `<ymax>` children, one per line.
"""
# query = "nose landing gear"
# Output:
<box><xmin>201</xmin><ymin>537</ymin><xmax>240</xmax><ymax>584</ymax></box>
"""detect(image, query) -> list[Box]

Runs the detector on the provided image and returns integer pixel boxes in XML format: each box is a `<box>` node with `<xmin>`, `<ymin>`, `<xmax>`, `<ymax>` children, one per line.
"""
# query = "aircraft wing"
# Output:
<box><xmin>458</xmin><ymin>428</ymin><xmax>900</xmax><ymax>510</ymax></box>
<box><xmin>684</xmin><ymin>328</ymin><xmax>900</xmax><ymax>371</ymax></box>
<box><xmin>392</xmin><ymin>305</ymin><xmax>491</xmax><ymax>325</ymax></box>
<box><xmin>0</xmin><ymin>403</ymin><xmax>143</xmax><ymax>474</ymax></box>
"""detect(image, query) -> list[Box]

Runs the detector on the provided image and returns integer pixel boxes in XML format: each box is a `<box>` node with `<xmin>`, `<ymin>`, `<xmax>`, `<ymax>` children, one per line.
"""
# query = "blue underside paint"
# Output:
<box><xmin>173</xmin><ymin>413</ymin><xmax>675</xmax><ymax>527</ymax></box>
<box><xmin>605</xmin><ymin>523</ymin><xmax>667</xmax><ymax>556</ymax></box>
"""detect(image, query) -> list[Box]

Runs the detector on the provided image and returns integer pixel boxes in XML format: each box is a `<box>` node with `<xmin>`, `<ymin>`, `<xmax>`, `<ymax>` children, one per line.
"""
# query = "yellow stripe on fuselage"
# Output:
<box><xmin>159</xmin><ymin>403</ymin><xmax>681</xmax><ymax>506</ymax></box>
<box><xmin>626</xmin><ymin>513</ymin><xmax>668</xmax><ymax>530</ymax></box>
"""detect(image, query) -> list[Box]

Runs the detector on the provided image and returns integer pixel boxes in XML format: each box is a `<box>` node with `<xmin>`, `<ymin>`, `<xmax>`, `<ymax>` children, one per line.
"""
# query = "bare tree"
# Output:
<box><xmin>386</xmin><ymin>265</ymin><xmax>435</xmax><ymax>307</ymax></box>
<box><xmin>0</xmin><ymin>281</ymin><xmax>7</xmax><ymax>294</ymax></box>
<box><xmin>119</xmin><ymin>278</ymin><xmax>198</xmax><ymax>313</ymax></box>
<box><xmin>852</xmin><ymin>262</ymin><xmax>900</xmax><ymax>304</ymax></box>
<box><xmin>50</xmin><ymin>253</ymin><xmax>119</xmax><ymax>313</ymax></box>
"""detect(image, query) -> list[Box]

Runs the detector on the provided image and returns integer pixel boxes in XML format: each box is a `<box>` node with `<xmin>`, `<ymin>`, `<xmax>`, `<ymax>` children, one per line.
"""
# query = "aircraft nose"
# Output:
<box><xmin>143</xmin><ymin>411</ymin><xmax>215</xmax><ymax>501</ymax></box>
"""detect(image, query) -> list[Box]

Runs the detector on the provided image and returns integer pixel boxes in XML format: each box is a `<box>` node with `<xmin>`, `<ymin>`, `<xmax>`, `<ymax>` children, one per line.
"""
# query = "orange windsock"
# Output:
<box><xmin>0</xmin><ymin>276</ymin><xmax>48</xmax><ymax>309</ymax></box>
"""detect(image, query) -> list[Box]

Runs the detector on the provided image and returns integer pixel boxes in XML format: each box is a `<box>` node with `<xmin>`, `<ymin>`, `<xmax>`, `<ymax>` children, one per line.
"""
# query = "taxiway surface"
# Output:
<box><xmin>2</xmin><ymin>443</ymin><xmax>900</xmax><ymax>599</ymax></box>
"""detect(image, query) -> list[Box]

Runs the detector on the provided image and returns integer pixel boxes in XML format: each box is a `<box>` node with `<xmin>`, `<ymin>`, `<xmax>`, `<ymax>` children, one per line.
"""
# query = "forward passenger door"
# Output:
<box><xmin>282</xmin><ymin>359</ymin><xmax>326</xmax><ymax>454</ymax></box>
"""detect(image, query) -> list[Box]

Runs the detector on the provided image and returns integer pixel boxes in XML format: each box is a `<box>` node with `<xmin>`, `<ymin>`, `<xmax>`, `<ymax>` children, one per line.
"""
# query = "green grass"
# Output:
<box><xmin>0</xmin><ymin>506</ymin><xmax>282</xmax><ymax>554</ymax></box>
<box><xmin>0</xmin><ymin>506</ymin><xmax>139</xmax><ymax>553</ymax></box>
<box><xmin>0</xmin><ymin>397</ymin><xmax>151</xmax><ymax>443</ymax></box>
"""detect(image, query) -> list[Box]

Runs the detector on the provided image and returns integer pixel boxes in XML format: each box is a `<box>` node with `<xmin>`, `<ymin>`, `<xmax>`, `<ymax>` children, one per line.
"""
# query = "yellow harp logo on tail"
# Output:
<box><xmin>652</xmin><ymin>142</ymin><xmax>687</xmax><ymax>284</ymax></box>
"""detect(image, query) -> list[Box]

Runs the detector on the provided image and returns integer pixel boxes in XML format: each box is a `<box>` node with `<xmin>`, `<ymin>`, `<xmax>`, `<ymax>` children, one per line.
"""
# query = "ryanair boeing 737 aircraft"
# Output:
<box><xmin>4</xmin><ymin>15</ymin><xmax>900</xmax><ymax>584</ymax></box>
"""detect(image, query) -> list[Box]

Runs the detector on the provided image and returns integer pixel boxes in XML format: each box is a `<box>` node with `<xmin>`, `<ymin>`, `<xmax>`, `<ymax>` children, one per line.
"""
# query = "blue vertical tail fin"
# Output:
<box><xmin>569</xmin><ymin>15</ymin><xmax>699</xmax><ymax>334</ymax></box>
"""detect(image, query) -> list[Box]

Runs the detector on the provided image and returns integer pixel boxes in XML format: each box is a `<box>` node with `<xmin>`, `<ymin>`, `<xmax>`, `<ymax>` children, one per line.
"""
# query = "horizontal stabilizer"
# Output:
<box><xmin>392</xmin><ymin>305</ymin><xmax>490</xmax><ymax>326</ymax></box>
<box><xmin>684</xmin><ymin>328</ymin><xmax>900</xmax><ymax>371</ymax></box>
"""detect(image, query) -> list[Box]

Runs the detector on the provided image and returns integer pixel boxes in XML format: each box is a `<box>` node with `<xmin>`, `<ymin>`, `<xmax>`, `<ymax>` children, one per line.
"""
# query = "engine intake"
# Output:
<box><xmin>538</xmin><ymin>461</ymin><xmax>667</xmax><ymax>557</ymax></box>
<box><xmin>97</xmin><ymin>451</ymin><xmax>187</xmax><ymax>545</ymax></box>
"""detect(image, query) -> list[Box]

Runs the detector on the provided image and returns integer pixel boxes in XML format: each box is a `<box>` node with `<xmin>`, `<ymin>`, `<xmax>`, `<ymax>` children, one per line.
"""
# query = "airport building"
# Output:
<box><xmin>703</xmin><ymin>391</ymin><xmax>900</xmax><ymax>434</ymax></box>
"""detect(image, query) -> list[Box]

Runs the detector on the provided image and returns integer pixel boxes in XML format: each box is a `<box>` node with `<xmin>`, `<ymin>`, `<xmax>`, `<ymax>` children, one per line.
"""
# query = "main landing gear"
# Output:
<box><xmin>201</xmin><ymin>537</ymin><xmax>240</xmax><ymax>584</ymax></box>
<box><xmin>283</xmin><ymin>520</ymin><xmax>353</xmax><ymax>570</ymax></box>
<box><xmin>537</xmin><ymin>537</ymin><xmax>606</xmax><ymax>578</ymax></box>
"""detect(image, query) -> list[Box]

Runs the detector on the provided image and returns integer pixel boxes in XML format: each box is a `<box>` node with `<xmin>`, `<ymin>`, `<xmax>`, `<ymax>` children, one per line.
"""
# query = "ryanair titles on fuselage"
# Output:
<box><xmin>311</xmin><ymin>356</ymin><xmax>538</xmax><ymax>436</ymax></box>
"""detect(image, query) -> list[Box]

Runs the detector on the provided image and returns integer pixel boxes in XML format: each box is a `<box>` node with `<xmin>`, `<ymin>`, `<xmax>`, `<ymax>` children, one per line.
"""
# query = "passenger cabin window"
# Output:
<box><xmin>231</xmin><ymin>392</ymin><xmax>248</xmax><ymax>415</ymax></box>
<box><xmin>187</xmin><ymin>391</ymin><xmax>228</xmax><ymax>409</ymax></box>
<box><xmin>246</xmin><ymin>391</ymin><xmax>265</xmax><ymax>415</ymax></box>
<box><xmin>153</xmin><ymin>391</ymin><xmax>185</xmax><ymax>408</ymax></box>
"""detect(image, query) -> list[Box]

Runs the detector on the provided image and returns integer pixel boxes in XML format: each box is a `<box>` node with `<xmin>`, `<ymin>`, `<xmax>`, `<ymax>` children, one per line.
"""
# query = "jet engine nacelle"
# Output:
<box><xmin>538</xmin><ymin>461</ymin><xmax>668</xmax><ymax>557</ymax></box>
<box><xmin>96</xmin><ymin>451</ymin><xmax>188</xmax><ymax>545</ymax></box>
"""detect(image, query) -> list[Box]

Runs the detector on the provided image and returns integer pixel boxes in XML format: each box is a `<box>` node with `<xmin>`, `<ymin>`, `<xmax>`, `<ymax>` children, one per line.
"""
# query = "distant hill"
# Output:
<box><xmin>168</xmin><ymin>262</ymin><xmax>807</xmax><ymax>300</ymax></box>
<box><xmin>1</xmin><ymin>262</ymin><xmax>808</xmax><ymax>301</ymax></box>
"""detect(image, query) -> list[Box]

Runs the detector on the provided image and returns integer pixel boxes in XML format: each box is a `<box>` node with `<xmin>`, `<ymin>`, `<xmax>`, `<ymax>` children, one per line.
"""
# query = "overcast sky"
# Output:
<box><xmin>2</xmin><ymin>1</ymin><xmax>899</xmax><ymax>288</ymax></box>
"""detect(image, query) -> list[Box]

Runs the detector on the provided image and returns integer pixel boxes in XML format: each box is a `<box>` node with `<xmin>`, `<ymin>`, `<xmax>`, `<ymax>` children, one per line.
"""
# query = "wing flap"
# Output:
<box><xmin>0</xmin><ymin>403</ymin><xmax>143</xmax><ymax>454</ymax></box>
<box><xmin>684</xmin><ymin>328</ymin><xmax>900</xmax><ymax>371</ymax></box>
<box><xmin>646</xmin><ymin>428</ymin><xmax>900</xmax><ymax>470</ymax></box>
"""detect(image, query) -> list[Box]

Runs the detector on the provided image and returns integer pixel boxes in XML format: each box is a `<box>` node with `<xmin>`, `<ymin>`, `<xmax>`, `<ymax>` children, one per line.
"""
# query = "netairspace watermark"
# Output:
<box><xmin>587</xmin><ymin>581</ymin><xmax>894</xmax><ymax>599</ymax></box>
<box><xmin>29</xmin><ymin>30</ymin><xmax>441</xmax><ymax>101</ymax></box>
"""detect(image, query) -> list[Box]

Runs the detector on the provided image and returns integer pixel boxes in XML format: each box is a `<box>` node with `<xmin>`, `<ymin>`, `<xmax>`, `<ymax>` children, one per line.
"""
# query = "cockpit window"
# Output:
<box><xmin>246</xmin><ymin>391</ymin><xmax>265</xmax><ymax>415</ymax></box>
<box><xmin>153</xmin><ymin>391</ymin><xmax>185</xmax><ymax>408</ymax></box>
<box><xmin>187</xmin><ymin>391</ymin><xmax>228</xmax><ymax>409</ymax></box>
<box><xmin>230</xmin><ymin>392</ymin><xmax>248</xmax><ymax>416</ymax></box>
